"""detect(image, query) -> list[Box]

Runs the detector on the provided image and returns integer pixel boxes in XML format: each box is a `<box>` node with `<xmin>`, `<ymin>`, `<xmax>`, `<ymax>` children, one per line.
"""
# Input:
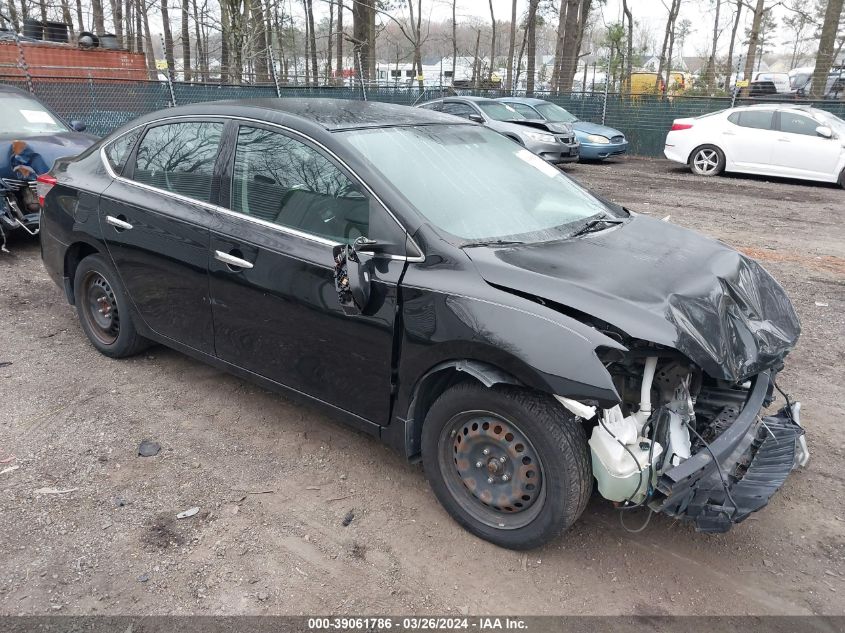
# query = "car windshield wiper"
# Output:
<box><xmin>569</xmin><ymin>215</ymin><xmax>625</xmax><ymax>238</ymax></box>
<box><xmin>461</xmin><ymin>239</ymin><xmax>526</xmax><ymax>249</ymax></box>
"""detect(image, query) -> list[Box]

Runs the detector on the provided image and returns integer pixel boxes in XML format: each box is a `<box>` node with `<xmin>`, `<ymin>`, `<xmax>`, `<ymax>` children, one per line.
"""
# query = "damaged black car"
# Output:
<box><xmin>39</xmin><ymin>99</ymin><xmax>808</xmax><ymax>549</ymax></box>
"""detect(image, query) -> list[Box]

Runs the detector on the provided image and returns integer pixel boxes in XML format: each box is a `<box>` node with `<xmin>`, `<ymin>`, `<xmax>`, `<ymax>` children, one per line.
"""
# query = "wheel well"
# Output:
<box><xmin>405</xmin><ymin>360</ymin><xmax>521</xmax><ymax>458</ymax></box>
<box><xmin>64</xmin><ymin>242</ymin><xmax>100</xmax><ymax>304</ymax></box>
<box><xmin>687</xmin><ymin>143</ymin><xmax>725</xmax><ymax>164</ymax></box>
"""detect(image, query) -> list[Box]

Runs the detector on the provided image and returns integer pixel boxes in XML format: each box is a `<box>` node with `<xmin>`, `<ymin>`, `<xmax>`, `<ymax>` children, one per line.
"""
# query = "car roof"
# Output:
<box><xmin>0</xmin><ymin>84</ymin><xmax>41</xmax><ymax>97</ymax></box>
<box><xmin>442</xmin><ymin>96</ymin><xmax>500</xmax><ymax>104</ymax></box>
<box><xmin>497</xmin><ymin>96</ymin><xmax>547</xmax><ymax>105</ymax></box>
<box><xmin>128</xmin><ymin>98</ymin><xmax>460</xmax><ymax>132</ymax></box>
<box><xmin>732</xmin><ymin>103</ymin><xmax>820</xmax><ymax>114</ymax></box>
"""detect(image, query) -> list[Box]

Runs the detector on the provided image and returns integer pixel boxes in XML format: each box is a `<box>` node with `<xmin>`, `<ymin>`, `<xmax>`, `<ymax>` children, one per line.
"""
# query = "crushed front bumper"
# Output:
<box><xmin>649</xmin><ymin>371</ymin><xmax>807</xmax><ymax>533</ymax></box>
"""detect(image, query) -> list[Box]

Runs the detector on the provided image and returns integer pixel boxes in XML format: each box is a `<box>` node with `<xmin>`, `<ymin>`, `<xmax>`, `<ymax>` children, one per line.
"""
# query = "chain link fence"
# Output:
<box><xmin>3</xmin><ymin>72</ymin><xmax>845</xmax><ymax>157</ymax></box>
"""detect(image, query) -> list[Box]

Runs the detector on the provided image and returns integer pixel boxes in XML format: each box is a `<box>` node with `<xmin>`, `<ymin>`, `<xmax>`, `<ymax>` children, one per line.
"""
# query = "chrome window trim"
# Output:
<box><xmin>99</xmin><ymin>113</ymin><xmax>425</xmax><ymax>263</ymax></box>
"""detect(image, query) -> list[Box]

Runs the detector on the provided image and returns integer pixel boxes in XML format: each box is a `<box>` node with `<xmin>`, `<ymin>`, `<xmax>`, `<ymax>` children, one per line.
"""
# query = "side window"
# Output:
<box><xmin>132</xmin><ymin>121</ymin><xmax>224</xmax><ymax>203</ymax></box>
<box><xmin>509</xmin><ymin>103</ymin><xmax>539</xmax><ymax>118</ymax></box>
<box><xmin>230</xmin><ymin>126</ymin><xmax>370</xmax><ymax>243</ymax></box>
<box><xmin>419</xmin><ymin>101</ymin><xmax>442</xmax><ymax>111</ymax></box>
<box><xmin>779</xmin><ymin>112</ymin><xmax>818</xmax><ymax>136</ymax></box>
<box><xmin>441</xmin><ymin>102</ymin><xmax>477</xmax><ymax>119</ymax></box>
<box><xmin>736</xmin><ymin>110</ymin><xmax>774</xmax><ymax>130</ymax></box>
<box><xmin>104</xmin><ymin>128</ymin><xmax>141</xmax><ymax>174</ymax></box>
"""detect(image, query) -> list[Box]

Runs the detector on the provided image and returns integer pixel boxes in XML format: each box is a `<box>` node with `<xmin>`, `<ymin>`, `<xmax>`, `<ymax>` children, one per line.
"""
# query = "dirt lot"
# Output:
<box><xmin>1</xmin><ymin>156</ymin><xmax>843</xmax><ymax>616</ymax></box>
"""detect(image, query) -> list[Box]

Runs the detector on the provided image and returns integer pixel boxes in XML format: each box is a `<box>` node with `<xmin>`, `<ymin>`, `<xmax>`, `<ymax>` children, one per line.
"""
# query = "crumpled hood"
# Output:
<box><xmin>464</xmin><ymin>215</ymin><xmax>800</xmax><ymax>382</ymax></box>
<box><xmin>0</xmin><ymin>132</ymin><xmax>96</xmax><ymax>181</ymax></box>
<box><xmin>573</xmin><ymin>121</ymin><xmax>623</xmax><ymax>139</ymax></box>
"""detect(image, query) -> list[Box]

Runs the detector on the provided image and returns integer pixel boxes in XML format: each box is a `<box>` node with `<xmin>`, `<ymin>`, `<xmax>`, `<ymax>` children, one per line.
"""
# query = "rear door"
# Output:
<box><xmin>99</xmin><ymin>119</ymin><xmax>225</xmax><ymax>354</ymax></box>
<box><xmin>770</xmin><ymin>110</ymin><xmax>842</xmax><ymax>181</ymax></box>
<box><xmin>723</xmin><ymin>110</ymin><xmax>778</xmax><ymax>172</ymax></box>
<box><xmin>208</xmin><ymin>122</ymin><xmax>410</xmax><ymax>424</ymax></box>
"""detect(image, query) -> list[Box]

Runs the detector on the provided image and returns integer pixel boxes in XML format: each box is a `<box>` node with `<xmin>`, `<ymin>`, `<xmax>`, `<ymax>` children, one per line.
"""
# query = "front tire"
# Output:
<box><xmin>421</xmin><ymin>383</ymin><xmax>592</xmax><ymax>550</ymax></box>
<box><xmin>689</xmin><ymin>145</ymin><xmax>725</xmax><ymax>177</ymax></box>
<box><xmin>73</xmin><ymin>254</ymin><xmax>150</xmax><ymax>358</ymax></box>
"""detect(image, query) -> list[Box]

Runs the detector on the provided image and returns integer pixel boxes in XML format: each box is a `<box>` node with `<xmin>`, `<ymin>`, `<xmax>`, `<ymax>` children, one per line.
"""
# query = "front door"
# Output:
<box><xmin>770</xmin><ymin>110</ymin><xmax>842</xmax><ymax>181</ymax></box>
<box><xmin>99</xmin><ymin>119</ymin><xmax>225</xmax><ymax>354</ymax></box>
<box><xmin>209</xmin><ymin>123</ymin><xmax>409</xmax><ymax>424</ymax></box>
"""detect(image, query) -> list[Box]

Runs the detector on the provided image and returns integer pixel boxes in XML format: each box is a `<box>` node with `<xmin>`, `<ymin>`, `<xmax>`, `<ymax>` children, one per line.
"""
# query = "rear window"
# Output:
<box><xmin>728</xmin><ymin>110</ymin><xmax>774</xmax><ymax>130</ymax></box>
<box><xmin>130</xmin><ymin>121</ymin><xmax>224</xmax><ymax>203</ymax></box>
<box><xmin>104</xmin><ymin>129</ymin><xmax>141</xmax><ymax>174</ymax></box>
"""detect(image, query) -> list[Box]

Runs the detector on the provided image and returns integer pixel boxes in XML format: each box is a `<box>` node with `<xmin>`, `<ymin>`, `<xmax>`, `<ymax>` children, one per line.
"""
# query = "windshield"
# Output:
<box><xmin>477</xmin><ymin>101</ymin><xmax>526</xmax><ymax>122</ymax></box>
<box><xmin>790</xmin><ymin>73</ymin><xmax>811</xmax><ymax>90</ymax></box>
<box><xmin>0</xmin><ymin>93</ymin><xmax>69</xmax><ymax>135</ymax></box>
<box><xmin>535</xmin><ymin>103</ymin><xmax>578</xmax><ymax>123</ymax></box>
<box><xmin>341</xmin><ymin>125</ymin><xmax>611</xmax><ymax>242</ymax></box>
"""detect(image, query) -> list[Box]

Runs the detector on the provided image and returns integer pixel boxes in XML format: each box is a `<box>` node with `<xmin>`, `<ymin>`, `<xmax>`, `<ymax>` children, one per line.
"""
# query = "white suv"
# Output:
<box><xmin>664</xmin><ymin>105</ymin><xmax>845</xmax><ymax>186</ymax></box>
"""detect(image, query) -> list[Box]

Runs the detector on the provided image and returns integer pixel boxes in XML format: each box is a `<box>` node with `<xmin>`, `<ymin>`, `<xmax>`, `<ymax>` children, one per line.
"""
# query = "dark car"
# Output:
<box><xmin>40</xmin><ymin>99</ymin><xmax>807</xmax><ymax>549</ymax></box>
<box><xmin>417</xmin><ymin>96</ymin><xmax>580</xmax><ymax>164</ymax></box>
<box><xmin>0</xmin><ymin>84</ymin><xmax>95</xmax><ymax>242</ymax></box>
<box><xmin>497</xmin><ymin>97</ymin><xmax>628</xmax><ymax>161</ymax></box>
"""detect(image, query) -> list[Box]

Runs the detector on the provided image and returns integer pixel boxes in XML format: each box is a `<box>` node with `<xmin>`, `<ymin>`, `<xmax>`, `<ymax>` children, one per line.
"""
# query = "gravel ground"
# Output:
<box><xmin>1</xmin><ymin>156</ymin><xmax>843</xmax><ymax>616</ymax></box>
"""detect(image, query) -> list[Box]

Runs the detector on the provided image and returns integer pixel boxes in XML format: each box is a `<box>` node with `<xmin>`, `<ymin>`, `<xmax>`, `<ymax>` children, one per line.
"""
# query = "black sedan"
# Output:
<box><xmin>40</xmin><ymin>99</ymin><xmax>807</xmax><ymax>549</ymax></box>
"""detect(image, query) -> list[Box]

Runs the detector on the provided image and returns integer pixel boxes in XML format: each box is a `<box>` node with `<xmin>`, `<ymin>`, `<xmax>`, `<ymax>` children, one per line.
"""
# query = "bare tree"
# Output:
<box><xmin>160</xmin><ymin>0</ymin><xmax>176</xmax><ymax>78</ymax></box>
<box><xmin>724</xmin><ymin>0</ymin><xmax>742</xmax><ymax>83</ymax></box>
<box><xmin>622</xmin><ymin>0</ymin><xmax>633</xmax><ymax>92</ymax></box>
<box><xmin>702</xmin><ymin>0</ymin><xmax>721</xmax><ymax>89</ymax></box>
<box><xmin>92</xmin><ymin>0</ymin><xmax>106</xmax><ymax>33</ymax></box>
<box><xmin>451</xmin><ymin>0</ymin><xmax>457</xmax><ymax>83</ymax></box>
<box><xmin>526</xmin><ymin>0</ymin><xmax>539</xmax><ymax>95</ymax></box>
<box><xmin>336</xmin><ymin>0</ymin><xmax>344</xmax><ymax>84</ymax></box>
<box><xmin>305</xmin><ymin>0</ymin><xmax>318</xmax><ymax>85</ymax></box>
<box><xmin>742</xmin><ymin>0</ymin><xmax>766</xmax><ymax>81</ymax></box>
<box><xmin>181</xmin><ymin>0</ymin><xmax>191</xmax><ymax>80</ymax></box>
<box><xmin>505</xmin><ymin>0</ymin><xmax>516</xmax><ymax>91</ymax></box>
<box><xmin>487</xmin><ymin>0</ymin><xmax>496</xmax><ymax>79</ymax></box>
<box><xmin>655</xmin><ymin>0</ymin><xmax>681</xmax><ymax>92</ymax></box>
<box><xmin>811</xmin><ymin>0</ymin><xmax>844</xmax><ymax>96</ymax></box>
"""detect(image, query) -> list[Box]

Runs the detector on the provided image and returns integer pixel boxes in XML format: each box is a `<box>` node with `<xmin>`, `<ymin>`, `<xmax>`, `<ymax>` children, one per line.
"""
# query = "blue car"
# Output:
<box><xmin>0</xmin><ymin>84</ymin><xmax>95</xmax><ymax>240</ymax></box>
<box><xmin>498</xmin><ymin>97</ymin><xmax>628</xmax><ymax>161</ymax></box>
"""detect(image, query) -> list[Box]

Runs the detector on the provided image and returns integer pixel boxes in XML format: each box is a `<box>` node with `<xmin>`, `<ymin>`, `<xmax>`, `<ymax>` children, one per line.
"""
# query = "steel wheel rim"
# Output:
<box><xmin>693</xmin><ymin>149</ymin><xmax>719</xmax><ymax>174</ymax></box>
<box><xmin>81</xmin><ymin>271</ymin><xmax>120</xmax><ymax>345</ymax></box>
<box><xmin>438</xmin><ymin>410</ymin><xmax>546</xmax><ymax>530</ymax></box>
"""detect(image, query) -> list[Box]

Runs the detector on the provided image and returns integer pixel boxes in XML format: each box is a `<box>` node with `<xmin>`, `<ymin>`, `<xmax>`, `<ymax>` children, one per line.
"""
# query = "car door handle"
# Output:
<box><xmin>105</xmin><ymin>215</ymin><xmax>133</xmax><ymax>230</ymax></box>
<box><xmin>777</xmin><ymin>138</ymin><xmax>790</xmax><ymax>142</ymax></box>
<box><xmin>214</xmin><ymin>250</ymin><xmax>254</xmax><ymax>270</ymax></box>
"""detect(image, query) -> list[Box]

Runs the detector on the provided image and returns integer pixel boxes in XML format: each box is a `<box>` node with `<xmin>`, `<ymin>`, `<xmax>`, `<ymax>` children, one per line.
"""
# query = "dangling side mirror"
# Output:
<box><xmin>332</xmin><ymin>237</ymin><xmax>380</xmax><ymax>315</ymax></box>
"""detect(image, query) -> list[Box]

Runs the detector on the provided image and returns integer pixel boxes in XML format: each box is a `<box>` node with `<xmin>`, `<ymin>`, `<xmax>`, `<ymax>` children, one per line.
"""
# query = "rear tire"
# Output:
<box><xmin>73</xmin><ymin>254</ymin><xmax>150</xmax><ymax>358</ymax></box>
<box><xmin>689</xmin><ymin>145</ymin><xmax>725</xmax><ymax>177</ymax></box>
<box><xmin>421</xmin><ymin>382</ymin><xmax>592</xmax><ymax>550</ymax></box>
<box><xmin>839</xmin><ymin>167</ymin><xmax>844</xmax><ymax>189</ymax></box>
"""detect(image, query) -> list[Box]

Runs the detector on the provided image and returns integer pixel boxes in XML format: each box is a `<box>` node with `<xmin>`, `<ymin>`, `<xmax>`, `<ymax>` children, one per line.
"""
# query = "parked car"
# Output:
<box><xmin>40</xmin><ymin>99</ymin><xmax>807</xmax><ymax>549</ymax></box>
<box><xmin>789</xmin><ymin>66</ymin><xmax>845</xmax><ymax>99</ymax></box>
<box><xmin>498</xmin><ymin>97</ymin><xmax>628</xmax><ymax>161</ymax></box>
<box><xmin>0</xmin><ymin>84</ymin><xmax>95</xmax><ymax>242</ymax></box>
<box><xmin>752</xmin><ymin>71</ymin><xmax>791</xmax><ymax>94</ymax></box>
<box><xmin>417</xmin><ymin>96</ymin><xmax>579</xmax><ymax>164</ymax></box>
<box><xmin>665</xmin><ymin>104</ymin><xmax>845</xmax><ymax>186</ymax></box>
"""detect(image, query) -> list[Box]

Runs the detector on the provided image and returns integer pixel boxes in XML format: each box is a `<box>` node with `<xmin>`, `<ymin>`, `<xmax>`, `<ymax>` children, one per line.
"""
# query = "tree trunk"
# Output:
<box><xmin>305</xmin><ymin>0</ymin><xmax>317</xmax><ymax>85</ymax></box>
<box><xmin>140</xmin><ymin>0</ymin><xmax>157</xmax><ymax>80</ymax></box>
<box><xmin>75</xmin><ymin>0</ymin><xmax>84</xmax><ymax>32</ymax></box>
<box><xmin>551</xmin><ymin>0</ymin><xmax>568</xmax><ymax>93</ymax></box>
<box><xmin>39</xmin><ymin>0</ymin><xmax>47</xmax><ymax>23</ymax></box>
<box><xmin>724</xmin><ymin>0</ymin><xmax>742</xmax><ymax>86</ymax></box>
<box><xmin>488</xmin><ymin>0</ymin><xmax>496</xmax><ymax>80</ymax></box>
<box><xmin>525</xmin><ymin>0</ymin><xmax>539</xmax><ymax>95</ymax></box>
<box><xmin>192</xmin><ymin>0</ymin><xmax>205</xmax><ymax>80</ymax></box>
<box><xmin>410</xmin><ymin>0</ymin><xmax>423</xmax><ymax>90</ymax></box>
<box><xmin>181</xmin><ymin>0</ymin><xmax>191</xmax><ymax>80</ymax></box>
<box><xmin>742</xmin><ymin>0</ymin><xmax>765</xmax><ymax>82</ymax></box>
<box><xmin>811</xmin><ymin>0</ymin><xmax>844</xmax><ymax>97</ymax></box>
<box><xmin>326</xmin><ymin>0</ymin><xmax>333</xmax><ymax>82</ymax></box>
<box><xmin>7</xmin><ymin>0</ymin><xmax>19</xmax><ymax>33</ymax></box>
<box><xmin>702</xmin><ymin>0</ymin><xmax>720</xmax><ymax>88</ymax></box>
<box><xmin>471</xmin><ymin>28</ymin><xmax>480</xmax><ymax>89</ymax></box>
<box><xmin>59</xmin><ymin>0</ymin><xmax>74</xmax><ymax>38</ymax></box>
<box><xmin>451</xmin><ymin>0</ymin><xmax>457</xmax><ymax>84</ymax></box>
<box><xmin>623</xmin><ymin>0</ymin><xmax>633</xmax><ymax>93</ymax></box>
<box><xmin>251</xmin><ymin>0</ymin><xmax>268</xmax><ymax>82</ymax></box>
<box><xmin>513</xmin><ymin>15</ymin><xmax>529</xmax><ymax>89</ymax></box>
<box><xmin>160</xmin><ymin>0</ymin><xmax>176</xmax><ymax>79</ymax></box>
<box><xmin>220</xmin><ymin>0</ymin><xmax>229</xmax><ymax>82</ymax></box>
<box><xmin>505</xmin><ymin>0</ymin><xmax>516</xmax><ymax>91</ymax></box>
<box><xmin>112</xmin><ymin>0</ymin><xmax>123</xmax><ymax>46</ymax></box>
<box><xmin>92</xmin><ymin>0</ymin><xmax>106</xmax><ymax>33</ymax></box>
<box><xmin>336</xmin><ymin>0</ymin><xmax>343</xmax><ymax>85</ymax></box>
<box><xmin>655</xmin><ymin>0</ymin><xmax>681</xmax><ymax>93</ymax></box>
<box><xmin>558</xmin><ymin>0</ymin><xmax>591</xmax><ymax>93</ymax></box>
